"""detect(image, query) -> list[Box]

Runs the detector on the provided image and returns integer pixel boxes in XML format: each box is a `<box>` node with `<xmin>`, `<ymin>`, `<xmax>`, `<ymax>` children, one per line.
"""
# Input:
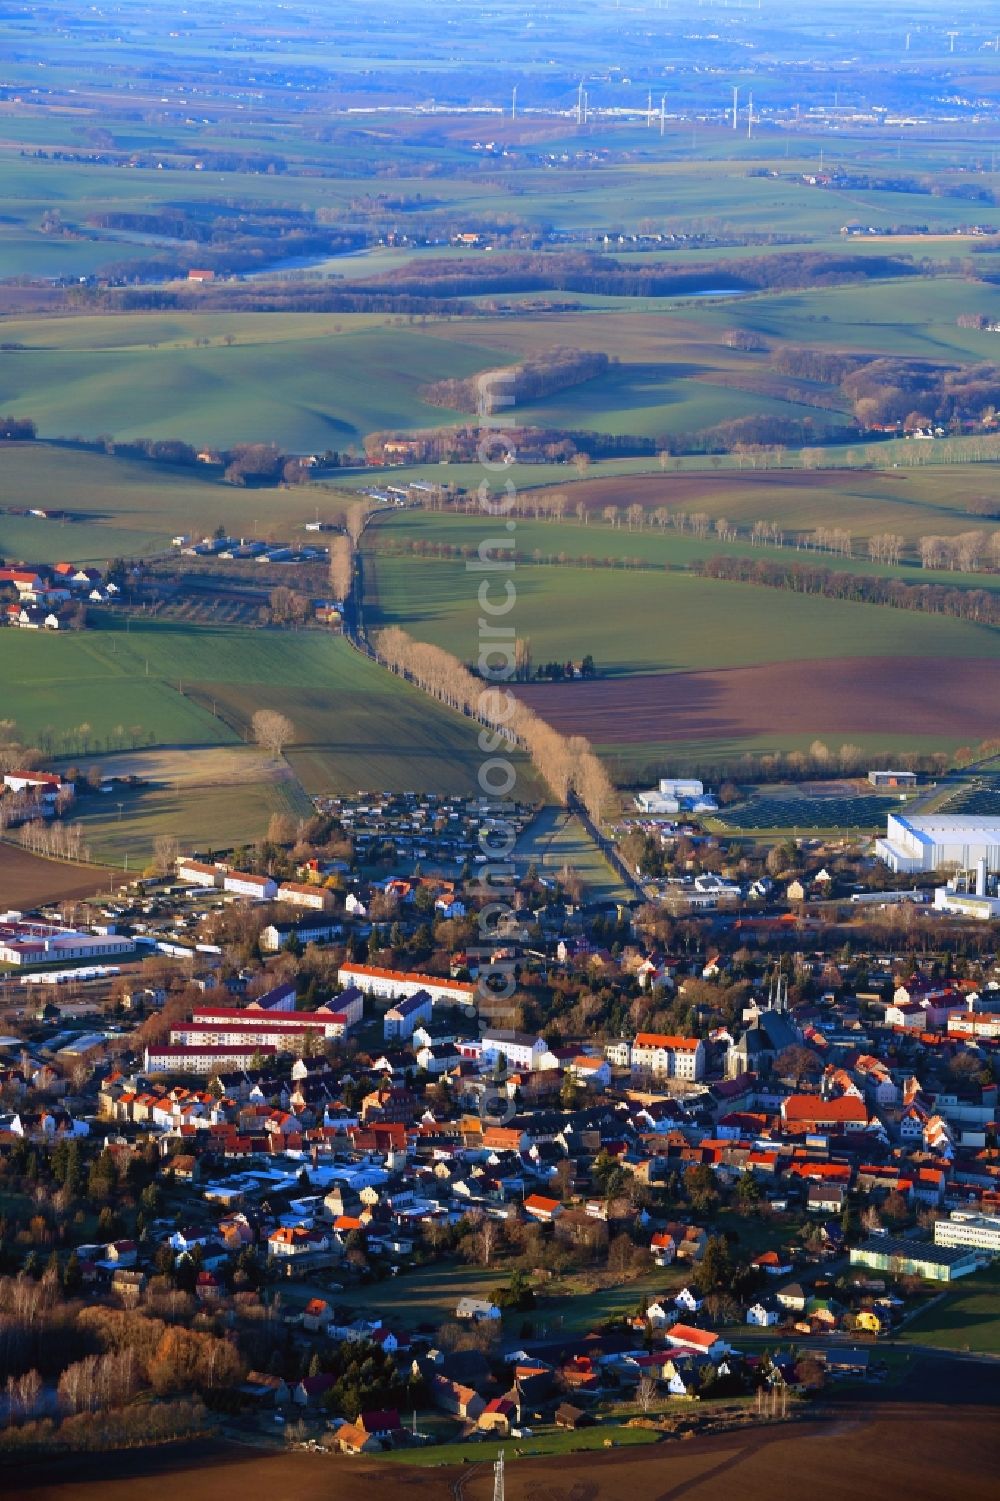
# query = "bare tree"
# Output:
<box><xmin>637</xmin><ymin>1375</ymin><xmax>658</xmax><ymax>1413</ymax></box>
<box><xmin>328</xmin><ymin>534</ymin><xmax>353</xmax><ymax>602</ymax></box>
<box><xmin>252</xmin><ymin>709</ymin><xmax>295</xmax><ymax>758</ymax></box>
<box><xmin>153</xmin><ymin>833</ymin><xmax>179</xmax><ymax>877</ymax></box>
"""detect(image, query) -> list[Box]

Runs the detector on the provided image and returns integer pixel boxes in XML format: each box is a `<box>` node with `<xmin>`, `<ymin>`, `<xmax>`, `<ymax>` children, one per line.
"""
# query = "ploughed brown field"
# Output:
<box><xmin>0</xmin><ymin>844</ymin><xmax>121</xmax><ymax>910</ymax></box>
<box><xmin>515</xmin><ymin>656</ymin><xmax>1000</xmax><ymax>746</ymax></box>
<box><xmin>14</xmin><ymin>1404</ymin><xmax>999</xmax><ymax>1501</ymax></box>
<box><xmin>534</xmin><ymin>470</ymin><xmax>860</xmax><ymax>511</ymax></box>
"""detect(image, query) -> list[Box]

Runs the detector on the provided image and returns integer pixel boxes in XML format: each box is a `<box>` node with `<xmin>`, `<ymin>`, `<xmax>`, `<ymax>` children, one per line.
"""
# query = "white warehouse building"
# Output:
<box><xmin>634</xmin><ymin>778</ymin><xmax>718</xmax><ymax>816</ymax></box>
<box><xmin>876</xmin><ymin>814</ymin><xmax>1000</xmax><ymax>874</ymax></box>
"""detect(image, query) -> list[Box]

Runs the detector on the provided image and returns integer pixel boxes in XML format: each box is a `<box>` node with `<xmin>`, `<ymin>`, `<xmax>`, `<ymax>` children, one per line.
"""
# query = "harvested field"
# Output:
<box><xmin>522</xmin><ymin>466</ymin><xmax>1000</xmax><ymax>541</ymax></box>
<box><xmin>516</xmin><ymin>656</ymin><xmax>1000</xmax><ymax>748</ymax></box>
<box><xmin>0</xmin><ymin>843</ymin><xmax>121</xmax><ymax>909</ymax></box>
<box><xmin>13</xmin><ymin>1401</ymin><xmax>1000</xmax><ymax>1501</ymax></box>
<box><xmin>79</xmin><ymin>746</ymin><xmax>298</xmax><ymax>791</ymax></box>
<box><xmin>533</xmin><ymin>469</ymin><xmax>868</xmax><ymax>512</ymax></box>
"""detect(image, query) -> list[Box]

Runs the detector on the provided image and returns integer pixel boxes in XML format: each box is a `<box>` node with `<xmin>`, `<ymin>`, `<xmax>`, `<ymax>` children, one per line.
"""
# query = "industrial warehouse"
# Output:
<box><xmin>876</xmin><ymin>814</ymin><xmax>1000</xmax><ymax>875</ymax></box>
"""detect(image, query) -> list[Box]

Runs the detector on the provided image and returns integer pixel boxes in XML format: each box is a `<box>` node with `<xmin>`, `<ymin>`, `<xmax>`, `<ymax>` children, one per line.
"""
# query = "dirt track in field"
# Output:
<box><xmin>515</xmin><ymin>656</ymin><xmax>1000</xmax><ymax>745</ymax></box>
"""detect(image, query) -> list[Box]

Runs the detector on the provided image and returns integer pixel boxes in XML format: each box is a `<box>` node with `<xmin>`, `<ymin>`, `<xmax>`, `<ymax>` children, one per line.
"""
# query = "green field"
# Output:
<box><xmin>74</xmin><ymin>772</ymin><xmax>314</xmax><ymax>868</ymax></box>
<box><xmin>899</xmin><ymin>1267</ymin><xmax>1000</xmax><ymax>1355</ymax></box>
<box><xmin>0</xmin><ymin>443</ymin><xmax>367</xmax><ymax>564</ymax></box>
<box><xmin>0</xmin><ymin>323</ymin><xmax>500</xmax><ymax>448</ymax></box>
<box><xmin>366</xmin><ymin>500</ymin><xmax>1000</xmax><ymax>589</ymax></box>
<box><xmin>0</xmin><ymin>619</ymin><xmax>542</xmax><ymax>862</ymax></box>
<box><xmin>382</xmin><ymin>1424</ymin><xmax>660</xmax><ymax>1466</ymax></box>
<box><xmin>514</xmin><ymin>807</ymin><xmax>632</xmax><ymax>903</ymax></box>
<box><xmin>3</xmin><ymin>14</ymin><xmax>1000</xmax><ymax>840</ymax></box>
<box><xmin>0</xmin><ymin>623</ymin><xmax>232</xmax><ymax>750</ymax></box>
<box><xmin>3</xmin><ymin>273</ymin><xmax>994</xmax><ymax>455</ymax></box>
<box><xmin>290</xmin><ymin>1257</ymin><xmax>670</xmax><ymax>1341</ymax></box>
<box><xmin>365</xmin><ymin>554</ymin><xmax>999</xmax><ymax>677</ymax></box>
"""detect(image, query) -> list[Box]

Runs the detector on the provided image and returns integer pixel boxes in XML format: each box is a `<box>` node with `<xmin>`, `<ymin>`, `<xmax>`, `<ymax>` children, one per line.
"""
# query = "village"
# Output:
<box><xmin>0</xmin><ymin>780</ymin><xmax>997</xmax><ymax>1460</ymax></box>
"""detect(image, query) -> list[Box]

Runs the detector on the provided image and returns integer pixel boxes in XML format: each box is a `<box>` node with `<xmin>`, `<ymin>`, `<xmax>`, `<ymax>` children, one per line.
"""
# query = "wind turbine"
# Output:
<box><xmin>732</xmin><ymin>84</ymin><xmax>738</xmax><ymax>130</ymax></box>
<box><xmin>946</xmin><ymin>30</ymin><xmax>958</xmax><ymax>53</ymax></box>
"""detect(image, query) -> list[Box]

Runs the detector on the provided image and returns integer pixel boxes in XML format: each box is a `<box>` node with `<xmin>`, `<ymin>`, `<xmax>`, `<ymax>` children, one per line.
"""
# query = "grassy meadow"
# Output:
<box><xmin>2</xmin><ymin>80</ymin><xmax>1000</xmax><ymax>846</ymax></box>
<box><xmin>365</xmin><ymin>553</ymin><xmax>999</xmax><ymax>678</ymax></box>
<box><xmin>73</xmin><ymin>774</ymin><xmax>314</xmax><ymax>868</ymax></box>
<box><xmin>899</xmin><ymin>1267</ymin><xmax>1000</xmax><ymax>1356</ymax></box>
<box><xmin>0</xmin><ymin>443</ymin><xmax>370</xmax><ymax>563</ymax></box>
<box><xmin>3</xmin><ymin>274</ymin><xmax>996</xmax><ymax>454</ymax></box>
<box><xmin>0</xmin><ymin>321</ymin><xmax>499</xmax><ymax>448</ymax></box>
<box><xmin>365</xmin><ymin>496</ymin><xmax>1000</xmax><ymax>589</ymax></box>
<box><xmin>0</xmin><ymin>618</ymin><xmax>542</xmax><ymax>861</ymax></box>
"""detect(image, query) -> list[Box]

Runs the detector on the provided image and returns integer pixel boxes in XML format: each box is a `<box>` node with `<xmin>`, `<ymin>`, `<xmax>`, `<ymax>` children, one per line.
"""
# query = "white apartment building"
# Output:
<box><xmin>276</xmin><ymin>881</ymin><xmax>331</xmax><ymax>911</ymax></box>
<box><xmin>338</xmin><ymin>962</ymin><xmax>476</xmax><ymax>1008</ymax></box>
<box><xmin>383</xmin><ymin>990</ymin><xmax>433</xmax><ymax>1041</ymax></box>
<box><xmin>480</xmin><ymin>1030</ymin><xmax>551</xmax><ymax>1072</ymax></box>
<box><xmin>223</xmin><ymin>871</ymin><xmax>278</xmax><ymax>900</ymax></box>
<box><xmin>172</xmin><ymin>1019</ymin><xmax>332</xmax><ymax>1051</ymax></box>
<box><xmin>144</xmin><ymin>1044</ymin><xmax>278</xmax><ymax>1075</ymax></box>
<box><xmin>630</xmin><ymin>1033</ymin><xmax>706</xmax><ymax>1081</ymax></box>
<box><xmin>176</xmin><ymin>859</ymin><xmax>223</xmax><ymax>888</ymax></box>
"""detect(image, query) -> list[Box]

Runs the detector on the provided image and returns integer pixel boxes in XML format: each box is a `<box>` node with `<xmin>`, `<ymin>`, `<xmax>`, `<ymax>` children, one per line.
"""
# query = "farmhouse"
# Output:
<box><xmin>5</xmin><ymin>605</ymin><xmax>66</xmax><ymax>631</ymax></box>
<box><xmin>3</xmin><ymin>771</ymin><xmax>65</xmax><ymax>799</ymax></box>
<box><xmin>524</xmin><ymin>1193</ymin><xmax>563</xmax><ymax>1222</ymax></box>
<box><xmin>456</xmin><ymin>1297</ymin><xmax>501</xmax><ymax>1321</ymax></box>
<box><xmin>664</xmin><ymin>1324</ymin><xmax>728</xmax><ymax>1358</ymax></box>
